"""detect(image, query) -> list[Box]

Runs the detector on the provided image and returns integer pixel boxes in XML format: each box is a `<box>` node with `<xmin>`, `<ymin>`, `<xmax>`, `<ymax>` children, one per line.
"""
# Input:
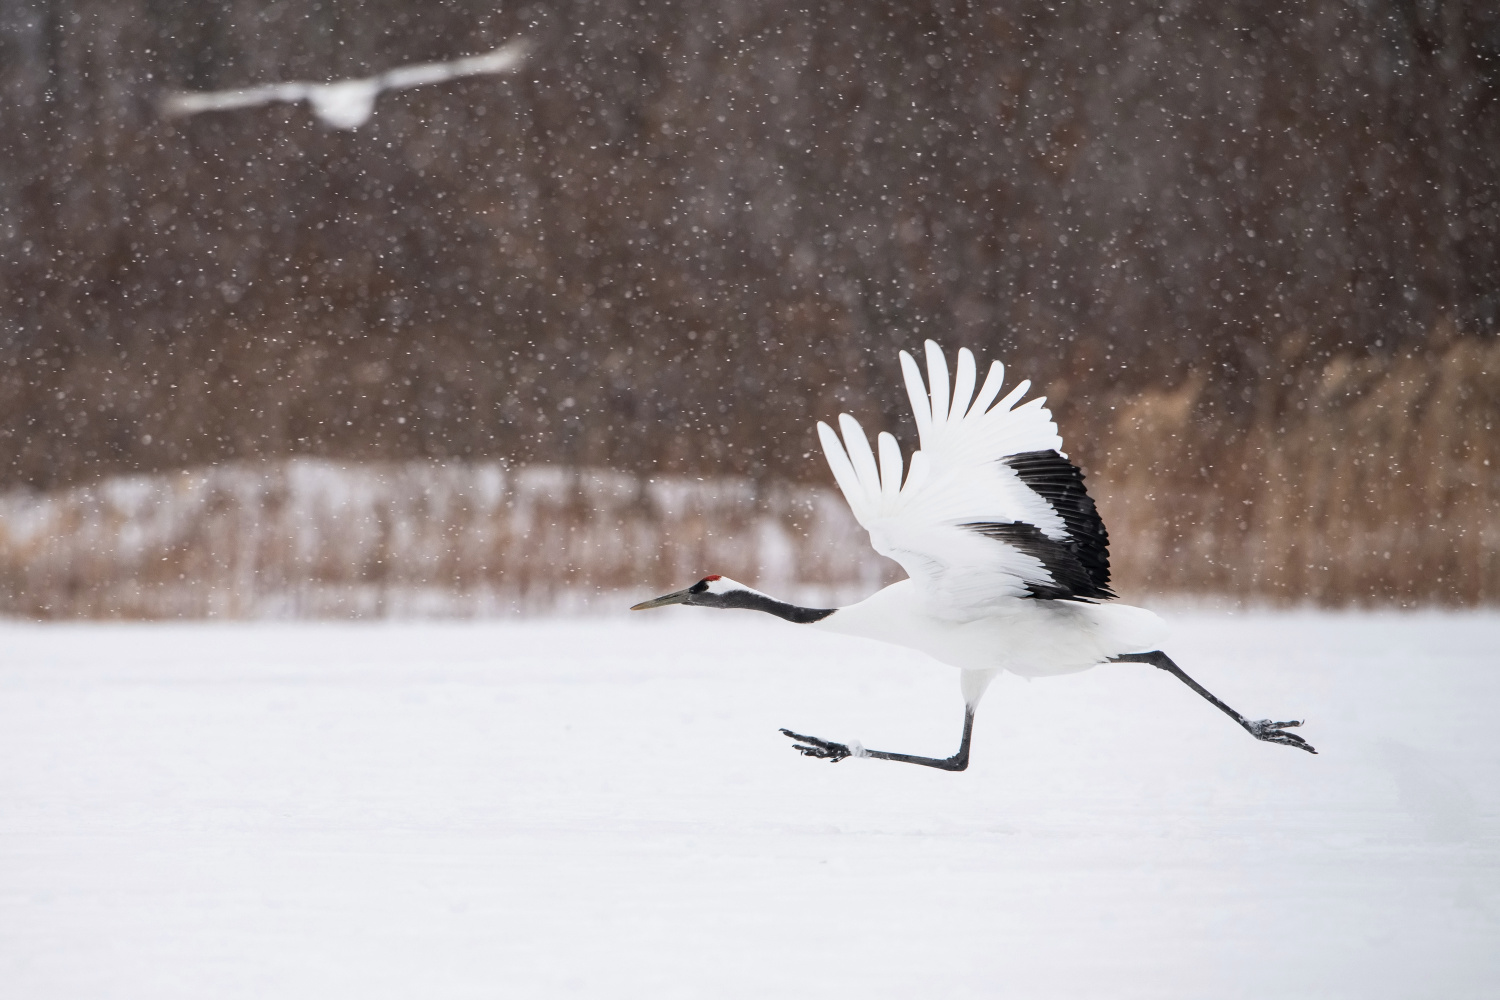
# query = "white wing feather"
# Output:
<box><xmin>819</xmin><ymin>341</ymin><xmax>1071</xmax><ymax>619</ymax></box>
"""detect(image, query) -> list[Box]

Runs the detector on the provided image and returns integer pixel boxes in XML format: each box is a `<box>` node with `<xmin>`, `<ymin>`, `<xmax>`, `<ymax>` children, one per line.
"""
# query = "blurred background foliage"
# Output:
<box><xmin>0</xmin><ymin>0</ymin><xmax>1496</xmax><ymax>609</ymax></box>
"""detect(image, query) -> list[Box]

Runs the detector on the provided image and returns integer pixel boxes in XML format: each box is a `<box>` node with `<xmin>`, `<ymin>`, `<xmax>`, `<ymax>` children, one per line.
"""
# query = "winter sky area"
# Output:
<box><xmin>2</xmin><ymin>609</ymin><xmax>1495</xmax><ymax>998</ymax></box>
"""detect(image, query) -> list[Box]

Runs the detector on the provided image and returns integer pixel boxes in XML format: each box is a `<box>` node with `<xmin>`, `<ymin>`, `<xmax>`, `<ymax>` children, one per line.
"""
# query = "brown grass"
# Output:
<box><xmin>0</xmin><ymin>335</ymin><xmax>1494</xmax><ymax>618</ymax></box>
<box><xmin>1097</xmin><ymin>332</ymin><xmax>1499</xmax><ymax>605</ymax></box>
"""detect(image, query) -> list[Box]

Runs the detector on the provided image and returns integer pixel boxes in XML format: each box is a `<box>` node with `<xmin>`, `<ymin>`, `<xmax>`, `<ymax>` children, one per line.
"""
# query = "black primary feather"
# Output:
<box><xmin>963</xmin><ymin>450</ymin><xmax>1115</xmax><ymax>601</ymax></box>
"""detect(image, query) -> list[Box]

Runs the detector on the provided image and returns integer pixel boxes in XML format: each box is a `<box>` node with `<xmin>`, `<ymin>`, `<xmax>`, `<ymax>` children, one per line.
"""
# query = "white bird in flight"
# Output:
<box><xmin>160</xmin><ymin>39</ymin><xmax>530</xmax><ymax>130</ymax></box>
<box><xmin>633</xmin><ymin>342</ymin><xmax>1315</xmax><ymax>770</ymax></box>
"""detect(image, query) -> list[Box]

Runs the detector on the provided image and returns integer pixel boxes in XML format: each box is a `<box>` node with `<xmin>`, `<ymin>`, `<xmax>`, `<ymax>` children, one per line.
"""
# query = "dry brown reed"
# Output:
<box><xmin>0</xmin><ymin>335</ymin><xmax>1493</xmax><ymax>618</ymax></box>
<box><xmin>1096</xmin><ymin>332</ymin><xmax>1499</xmax><ymax>606</ymax></box>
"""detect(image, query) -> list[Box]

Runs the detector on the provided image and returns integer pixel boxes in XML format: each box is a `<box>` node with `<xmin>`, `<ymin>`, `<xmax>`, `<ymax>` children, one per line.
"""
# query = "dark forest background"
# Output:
<box><xmin>1</xmin><ymin>0</ymin><xmax>1497</xmax><ymax>610</ymax></box>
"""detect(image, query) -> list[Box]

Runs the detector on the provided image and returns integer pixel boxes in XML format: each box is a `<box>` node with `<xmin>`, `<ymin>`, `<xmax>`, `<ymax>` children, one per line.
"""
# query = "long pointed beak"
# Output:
<box><xmin>630</xmin><ymin>588</ymin><xmax>694</xmax><ymax>611</ymax></box>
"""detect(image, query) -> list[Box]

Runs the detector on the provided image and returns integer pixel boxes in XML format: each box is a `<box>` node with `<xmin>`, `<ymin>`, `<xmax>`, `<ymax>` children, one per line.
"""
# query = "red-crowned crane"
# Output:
<box><xmin>632</xmin><ymin>342</ymin><xmax>1315</xmax><ymax>770</ymax></box>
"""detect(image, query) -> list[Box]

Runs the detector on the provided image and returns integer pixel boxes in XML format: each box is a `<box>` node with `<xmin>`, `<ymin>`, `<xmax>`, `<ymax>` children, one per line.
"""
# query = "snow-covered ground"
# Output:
<box><xmin>1</xmin><ymin>610</ymin><xmax>1496</xmax><ymax>998</ymax></box>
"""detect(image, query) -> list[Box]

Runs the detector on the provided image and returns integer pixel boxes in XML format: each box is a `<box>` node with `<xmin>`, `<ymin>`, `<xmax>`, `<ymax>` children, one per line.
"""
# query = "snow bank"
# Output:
<box><xmin>0</xmin><ymin>460</ymin><xmax>890</xmax><ymax>618</ymax></box>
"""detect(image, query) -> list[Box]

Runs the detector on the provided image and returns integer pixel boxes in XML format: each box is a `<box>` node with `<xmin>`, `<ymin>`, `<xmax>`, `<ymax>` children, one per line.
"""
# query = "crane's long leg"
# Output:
<box><xmin>780</xmin><ymin>705</ymin><xmax>976</xmax><ymax>772</ymax></box>
<box><xmin>1113</xmin><ymin>650</ymin><xmax>1316</xmax><ymax>754</ymax></box>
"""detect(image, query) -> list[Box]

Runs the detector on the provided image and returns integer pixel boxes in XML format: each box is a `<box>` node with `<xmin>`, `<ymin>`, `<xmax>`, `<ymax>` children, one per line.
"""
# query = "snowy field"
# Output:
<box><xmin>1</xmin><ymin>609</ymin><xmax>1496</xmax><ymax>999</ymax></box>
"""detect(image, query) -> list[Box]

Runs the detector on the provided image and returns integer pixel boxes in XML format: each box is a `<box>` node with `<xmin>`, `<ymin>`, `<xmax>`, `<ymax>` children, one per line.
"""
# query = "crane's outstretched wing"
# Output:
<box><xmin>818</xmin><ymin>341</ymin><xmax>1113</xmax><ymax>619</ymax></box>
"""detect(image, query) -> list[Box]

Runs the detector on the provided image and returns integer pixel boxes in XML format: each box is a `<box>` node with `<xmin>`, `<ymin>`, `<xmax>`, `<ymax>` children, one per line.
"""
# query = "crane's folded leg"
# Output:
<box><xmin>780</xmin><ymin>705</ymin><xmax>976</xmax><ymax>772</ymax></box>
<box><xmin>1112</xmin><ymin>650</ymin><xmax>1317</xmax><ymax>754</ymax></box>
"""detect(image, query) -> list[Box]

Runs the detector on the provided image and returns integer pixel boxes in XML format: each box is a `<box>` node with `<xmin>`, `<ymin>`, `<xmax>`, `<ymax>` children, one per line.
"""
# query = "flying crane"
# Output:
<box><xmin>160</xmin><ymin>39</ymin><xmax>530</xmax><ymax>130</ymax></box>
<box><xmin>632</xmin><ymin>342</ymin><xmax>1315</xmax><ymax>770</ymax></box>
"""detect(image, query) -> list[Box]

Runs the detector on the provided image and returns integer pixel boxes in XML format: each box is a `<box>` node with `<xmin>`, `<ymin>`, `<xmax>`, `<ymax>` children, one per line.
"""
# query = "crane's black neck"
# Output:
<box><xmin>708</xmin><ymin>589</ymin><xmax>837</xmax><ymax>624</ymax></box>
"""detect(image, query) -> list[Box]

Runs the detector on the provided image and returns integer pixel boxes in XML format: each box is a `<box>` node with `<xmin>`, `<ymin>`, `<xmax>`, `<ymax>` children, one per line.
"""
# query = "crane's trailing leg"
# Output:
<box><xmin>781</xmin><ymin>705</ymin><xmax>977</xmax><ymax>772</ymax></box>
<box><xmin>1113</xmin><ymin>650</ymin><xmax>1317</xmax><ymax>754</ymax></box>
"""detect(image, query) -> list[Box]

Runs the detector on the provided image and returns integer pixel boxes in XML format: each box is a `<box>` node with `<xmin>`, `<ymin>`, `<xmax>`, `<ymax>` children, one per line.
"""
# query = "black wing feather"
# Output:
<box><xmin>963</xmin><ymin>449</ymin><xmax>1114</xmax><ymax>601</ymax></box>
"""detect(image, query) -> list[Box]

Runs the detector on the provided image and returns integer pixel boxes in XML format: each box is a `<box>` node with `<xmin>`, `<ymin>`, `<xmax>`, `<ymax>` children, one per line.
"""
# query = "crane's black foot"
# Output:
<box><xmin>1245</xmin><ymin>719</ymin><xmax>1317</xmax><ymax>754</ymax></box>
<box><xmin>780</xmin><ymin>728</ymin><xmax>858</xmax><ymax>763</ymax></box>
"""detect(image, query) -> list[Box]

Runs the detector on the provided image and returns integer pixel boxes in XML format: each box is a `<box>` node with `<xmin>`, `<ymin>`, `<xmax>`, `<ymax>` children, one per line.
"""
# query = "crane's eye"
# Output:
<box><xmin>689</xmin><ymin>579</ymin><xmax>712</xmax><ymax>593</ymax></box>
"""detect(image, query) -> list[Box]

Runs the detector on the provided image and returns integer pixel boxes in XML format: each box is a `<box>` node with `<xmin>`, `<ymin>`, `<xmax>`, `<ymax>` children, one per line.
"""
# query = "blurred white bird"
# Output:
<box><xmin>633</xmin><ymin>341</ymin><xmax>1315</xmax><ymax>770</ymax></box>
<box><xmin>160</xmin><ymin>39</ymin><xmax>530</xmax><ymax>129</ymax></box>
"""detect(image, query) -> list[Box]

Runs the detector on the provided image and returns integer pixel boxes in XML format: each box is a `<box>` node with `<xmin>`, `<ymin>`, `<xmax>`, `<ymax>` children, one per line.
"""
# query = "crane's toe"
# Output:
<box><xmin>780</xmin><ymin>728</ymin><xmax>855</xmax><ymax>762</ymax></box>
<box><xmin>1246</xmin><ymin>718</ymin><xmax>1317</xmax><ymax>754</ymax></box>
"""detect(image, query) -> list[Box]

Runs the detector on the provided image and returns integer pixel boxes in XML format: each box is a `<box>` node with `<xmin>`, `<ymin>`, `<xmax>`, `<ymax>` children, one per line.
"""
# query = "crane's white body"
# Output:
<box><xmin>816</xmin><ymin>578</ymin><xmax>1165</xmax><ymax>682</ymax></box>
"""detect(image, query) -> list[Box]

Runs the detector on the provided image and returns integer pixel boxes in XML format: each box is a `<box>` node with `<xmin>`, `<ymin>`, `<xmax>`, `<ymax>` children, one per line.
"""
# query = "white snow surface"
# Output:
<box><xmin>1</xmin><ymin>610</ymin><xmax>1496</xmax><ymax>998</ymax></box>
